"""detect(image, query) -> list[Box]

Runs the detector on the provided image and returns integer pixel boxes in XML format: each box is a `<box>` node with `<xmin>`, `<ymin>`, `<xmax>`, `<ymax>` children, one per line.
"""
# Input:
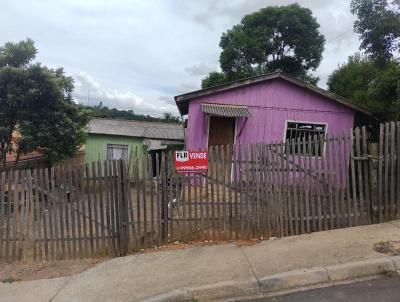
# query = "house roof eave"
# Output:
<box><xmin>174</xmin><ymin>72</ymin><xmax>374</xmax><ymax>117</ymax></box>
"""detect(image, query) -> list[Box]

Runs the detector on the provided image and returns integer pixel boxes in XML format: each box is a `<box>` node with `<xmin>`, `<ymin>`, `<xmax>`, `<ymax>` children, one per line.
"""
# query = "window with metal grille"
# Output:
<box><xmin>107</xmin><ymin>144</ymin><xmax>128</xmax><ymax>160</ymax></box>
<box><xmin>284</xmin><ymin>121</ymin><xmax>326</xmax><ymax>156</ymax></box>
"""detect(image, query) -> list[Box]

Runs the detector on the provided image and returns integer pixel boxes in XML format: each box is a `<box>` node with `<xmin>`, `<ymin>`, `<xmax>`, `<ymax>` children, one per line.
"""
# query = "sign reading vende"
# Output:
<box><xmin>174</xmin><ymin>151</ymin><xmax>208</xmax><ymax>173</ymax></box>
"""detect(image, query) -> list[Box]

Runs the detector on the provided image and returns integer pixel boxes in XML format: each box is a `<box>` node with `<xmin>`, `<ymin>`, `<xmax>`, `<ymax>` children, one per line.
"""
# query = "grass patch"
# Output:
<box><xmin>374</xmin><ymin>241</ymin><xmax>392</xmax><ymax>254</ymax></box>
<box><xmin>383</xmin><ymin>270</ymin><xmax>399</xmax><ymax>278</ymax></box>
<box><xmin>374</xmin><ymin>240</ymin><xmax>400</xmax><ymax>256</ymax></box>
<box><xmin>1</xmin><ymin>277</ymin><xmax>21</xmax><ymax>283</ymax></box>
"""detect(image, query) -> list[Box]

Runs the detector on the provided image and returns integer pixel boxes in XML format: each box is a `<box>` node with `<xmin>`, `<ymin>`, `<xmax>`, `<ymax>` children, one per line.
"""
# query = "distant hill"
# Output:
<box><xmin>80</xmin><ymin>103</ymin><xmax>181</xmax><ymax>124</ymax></box>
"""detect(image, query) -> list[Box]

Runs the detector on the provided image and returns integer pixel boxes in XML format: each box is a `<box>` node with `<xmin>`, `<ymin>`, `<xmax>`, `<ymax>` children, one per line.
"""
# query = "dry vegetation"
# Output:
<box><xmin>374</xmin><ymin>240</ymin><xmax>400</xmax><ymax>256</ymax></box>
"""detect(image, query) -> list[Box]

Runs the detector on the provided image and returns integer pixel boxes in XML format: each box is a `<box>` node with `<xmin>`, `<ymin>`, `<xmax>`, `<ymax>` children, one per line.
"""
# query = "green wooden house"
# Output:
<box><xmin>85</xmin><ymin>118</ymin><xmax>184</xmax><ymax>174</ymax></box>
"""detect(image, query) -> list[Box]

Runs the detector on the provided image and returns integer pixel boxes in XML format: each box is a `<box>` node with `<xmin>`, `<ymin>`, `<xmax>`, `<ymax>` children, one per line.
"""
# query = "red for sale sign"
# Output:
<box><xmin>174</xmin><ymin>151</ymin><xmax>208</xmax><ymax>173</ymax></box>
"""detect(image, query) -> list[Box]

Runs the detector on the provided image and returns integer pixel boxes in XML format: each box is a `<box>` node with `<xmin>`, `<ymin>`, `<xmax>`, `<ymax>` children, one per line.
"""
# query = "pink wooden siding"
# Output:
<box><xmin>187</xmin><ymin>79</ymin><xmax>355</xmax><ymax>150</ymax></box>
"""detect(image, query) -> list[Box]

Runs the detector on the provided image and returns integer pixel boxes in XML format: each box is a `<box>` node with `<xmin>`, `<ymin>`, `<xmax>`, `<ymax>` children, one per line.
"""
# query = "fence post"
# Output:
<box><xmin>161</xmin><ymin>153</ymin><xmax>169</xmax><ymax>243</ymax></box>
<box><xmin>119</xmin><ymin>160</ymin><xmax>129</xmax><ymax>256</ymax></box>
<box><xmin>368</xmin><ymin>142</ymin><xmax>379</xmax><ymax>223</ymax></box>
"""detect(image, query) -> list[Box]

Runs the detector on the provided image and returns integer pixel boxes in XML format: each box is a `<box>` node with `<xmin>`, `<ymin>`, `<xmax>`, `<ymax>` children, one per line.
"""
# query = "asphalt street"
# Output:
<box><xmin>237</xmin><ymin>277</ymin><xmax>400</xmax><ymax>302</ymax></box>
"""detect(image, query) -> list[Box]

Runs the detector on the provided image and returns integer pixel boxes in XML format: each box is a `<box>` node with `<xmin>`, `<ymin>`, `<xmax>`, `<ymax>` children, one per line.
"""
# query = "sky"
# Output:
<box><xmin>0</xmin><ymin>0</ymin><xmax>361</xmax><ymax>117</ymax></box>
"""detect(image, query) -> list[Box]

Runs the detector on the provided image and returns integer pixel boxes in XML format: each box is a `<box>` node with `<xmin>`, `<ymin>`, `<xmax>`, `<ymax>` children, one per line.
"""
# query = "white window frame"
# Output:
<box><xmin>283</xmin><ymin>120</ymin><xmax>328</xmax><ymax>158</ymax></box>
<box><xmin>107</xmin><ymin>144</ymin><xmax>129</xmax><ymax>161</ymax></box>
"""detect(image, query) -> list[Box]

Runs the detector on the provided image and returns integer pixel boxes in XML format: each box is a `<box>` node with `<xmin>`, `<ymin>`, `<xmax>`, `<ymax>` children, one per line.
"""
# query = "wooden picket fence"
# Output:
<box><xmin>0</xmin><ymin>121</ymin><xmax>399</xmax><ymax>262</ymax></box>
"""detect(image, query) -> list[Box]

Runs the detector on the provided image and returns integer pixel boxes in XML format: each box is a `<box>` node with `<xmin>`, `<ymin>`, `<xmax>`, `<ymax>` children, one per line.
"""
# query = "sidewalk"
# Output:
<box><xmin>1</xmin><ymin>221</ymin><xmax>400</xmax><ymax>302</ymax></box>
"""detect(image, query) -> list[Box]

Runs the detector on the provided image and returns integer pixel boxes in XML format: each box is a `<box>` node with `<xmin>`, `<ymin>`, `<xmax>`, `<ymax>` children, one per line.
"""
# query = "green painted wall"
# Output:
<box><xmin>85</xmin><ymin>134</ymin><xmax>146</xmax><ymax>177</ymax></box>
<box><xmin>85</xmin><ymin>134</ymin><xmax>182</xmax><ymax>178</ymax></box>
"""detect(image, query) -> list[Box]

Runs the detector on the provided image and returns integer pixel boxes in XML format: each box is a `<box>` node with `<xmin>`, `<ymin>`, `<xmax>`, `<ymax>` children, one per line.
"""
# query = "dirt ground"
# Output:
<box><xmin>141</xmin><ymin>238</ymin><xmax>261</xmax><ymax>254</ymax></box>
<box><xmin>0</xmin><ymin>239</ymin><xmax>261</xmax><ymax>282</ymax></box>
<box><xmin>0</xmin><ymin>257</ymin><xmax>107</xmax><ymax>282</ymax></box>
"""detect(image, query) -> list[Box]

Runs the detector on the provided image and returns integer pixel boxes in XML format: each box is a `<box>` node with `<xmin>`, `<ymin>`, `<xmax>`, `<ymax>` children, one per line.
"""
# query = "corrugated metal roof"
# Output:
<box><xmin>88</xmin><ymin>118</ymin><xmax>184</xmax><ymax>140</ymax></box>
<box><xmin>175</xmin><ymin>72</ymin><xmax>374</xmax><ymax>116</ymax></box>
<box><xmin>201</xmin><ymin>103</ymin><xmax>251</xmax><ymax>118</ymax></box>
<box><xmin>144</xmin><ymin>139</ymin><xmax>184</xmax><ymax>151</ymax></box>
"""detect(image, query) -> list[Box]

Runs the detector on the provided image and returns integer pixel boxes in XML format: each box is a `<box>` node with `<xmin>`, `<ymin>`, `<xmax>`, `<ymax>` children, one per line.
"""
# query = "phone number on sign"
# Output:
<box><xmin>176</xmin><ymin>165</ymin><xmax>208</xmax><ymax>171</ymax></box>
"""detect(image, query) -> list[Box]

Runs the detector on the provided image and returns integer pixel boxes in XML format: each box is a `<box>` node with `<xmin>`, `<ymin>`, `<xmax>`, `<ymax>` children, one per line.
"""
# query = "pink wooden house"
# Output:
<box><xmin>175</xmin><ymin>72</ymin><xmax>372</xmax><ymax>152</ymax></box>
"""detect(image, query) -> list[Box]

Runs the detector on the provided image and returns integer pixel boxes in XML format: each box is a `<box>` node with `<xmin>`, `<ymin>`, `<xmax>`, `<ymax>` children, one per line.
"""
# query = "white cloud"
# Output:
<box><xmin>0</xmin><ymin>0</ymin><xmax>362</xmax><ymax>113</ymax></box>
<box><xmin>176</xmin><ymin>82</ymin><xmax>200</xmax><ymax>95</ymax></box>
<box><xmin>185</xmin><ymin>62</ymin><xmax>216</xmax><ymax>76</ymax></box>
<box><xmin>73</xmin><ymin>71</ymin><xmax>177</xmax><ymax>116</ymax></box>
<box><xmin>74</xmin><ymin>72</ymin><xmax>100</xmax><ymax>90</ymax></box>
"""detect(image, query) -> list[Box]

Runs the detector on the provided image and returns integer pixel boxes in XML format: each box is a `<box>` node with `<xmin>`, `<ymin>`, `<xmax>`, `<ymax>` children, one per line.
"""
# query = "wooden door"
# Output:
<box><xmin>208</xmin><ymin>116</ymin><xmax>235</xmax><ymax>147</ymax></box>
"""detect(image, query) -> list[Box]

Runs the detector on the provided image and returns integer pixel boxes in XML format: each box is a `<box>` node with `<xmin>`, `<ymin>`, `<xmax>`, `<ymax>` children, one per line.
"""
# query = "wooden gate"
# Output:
<box><xmin>0</xmin><ymin>160</ymin><xmax>132</xmax><ymax>262</ymax></box>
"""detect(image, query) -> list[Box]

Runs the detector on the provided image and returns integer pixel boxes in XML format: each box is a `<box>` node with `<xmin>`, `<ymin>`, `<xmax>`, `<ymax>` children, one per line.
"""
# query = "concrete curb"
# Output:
<box><xmin>142</xmin><ymin>256</ymin><xmax>400</xmax><ymax>302</ymax></box>
<box><xmin>143</xmin><ymin>289</ymin><xmax>189</xmax><ymax>302</ymax></box>
<box><xmin>143</xmin><ymin>280</ymin><xmax>260</xmax><ymax>302</ymax></box>
<box><xmin>326</xmin><ymin>257</ymin><xmax>395</xmax><ymax>282</ymax></box>
<box><xmin>259</xmin><ymin>267</ymin><xmax>328</xmax><ymax>292</ymax></box>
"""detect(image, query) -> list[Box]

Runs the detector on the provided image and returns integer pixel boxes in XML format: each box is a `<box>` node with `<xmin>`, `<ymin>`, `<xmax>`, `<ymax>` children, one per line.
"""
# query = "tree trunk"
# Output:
<box><xmin>14</xmin><ymin>145</ymin><xmax>22</xmax><ymax>166</ymax></box>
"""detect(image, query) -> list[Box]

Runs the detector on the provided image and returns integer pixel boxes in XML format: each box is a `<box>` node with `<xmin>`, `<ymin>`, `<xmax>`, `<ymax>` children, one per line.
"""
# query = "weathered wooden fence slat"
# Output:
<box><xmin>1</xmin><ymin>122</ymin><xmax>400</xmax><ymax>262</ymax></box>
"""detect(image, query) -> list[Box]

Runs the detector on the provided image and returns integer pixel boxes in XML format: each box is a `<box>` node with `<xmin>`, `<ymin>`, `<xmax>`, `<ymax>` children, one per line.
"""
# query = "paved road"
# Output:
<box><xmin>237</xmin><ymin>277</ymin><xmax>400</xmax><ymax>302</ymax></box>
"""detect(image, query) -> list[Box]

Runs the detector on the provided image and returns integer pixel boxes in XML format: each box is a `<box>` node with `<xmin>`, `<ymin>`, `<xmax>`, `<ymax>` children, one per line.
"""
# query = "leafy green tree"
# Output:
<box><xmin>351</xmin><ymin>0</ymin><xmax>400</xmax><ymax>63</ymax></box>
<box><xmin>201</xmin><ymin>71</ymin><xmax>227</xmax><ymax>89</ymax></box>
<box><xmin>202</xmin><ymin>4</ymin><xmax>325</xmax><ymax>88</ymax></box>
<box><xmin>162</xmin><ymin>112</ymin><xmax>180</xmax><ymax>123</ymax></box>
<box><xmin>0</xmin><ymin>39</ymin><xmax>88</xmax><ymax>167</ymax></box>
<box><xmin>327</xmin><ymin>54</ymin><xmax>400</xmax><ymax>119</ymax></box>
<box><xmin>83</xmin><ymin>102</ymin><xmax>181</xmax><ymax>124</ymax></box>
